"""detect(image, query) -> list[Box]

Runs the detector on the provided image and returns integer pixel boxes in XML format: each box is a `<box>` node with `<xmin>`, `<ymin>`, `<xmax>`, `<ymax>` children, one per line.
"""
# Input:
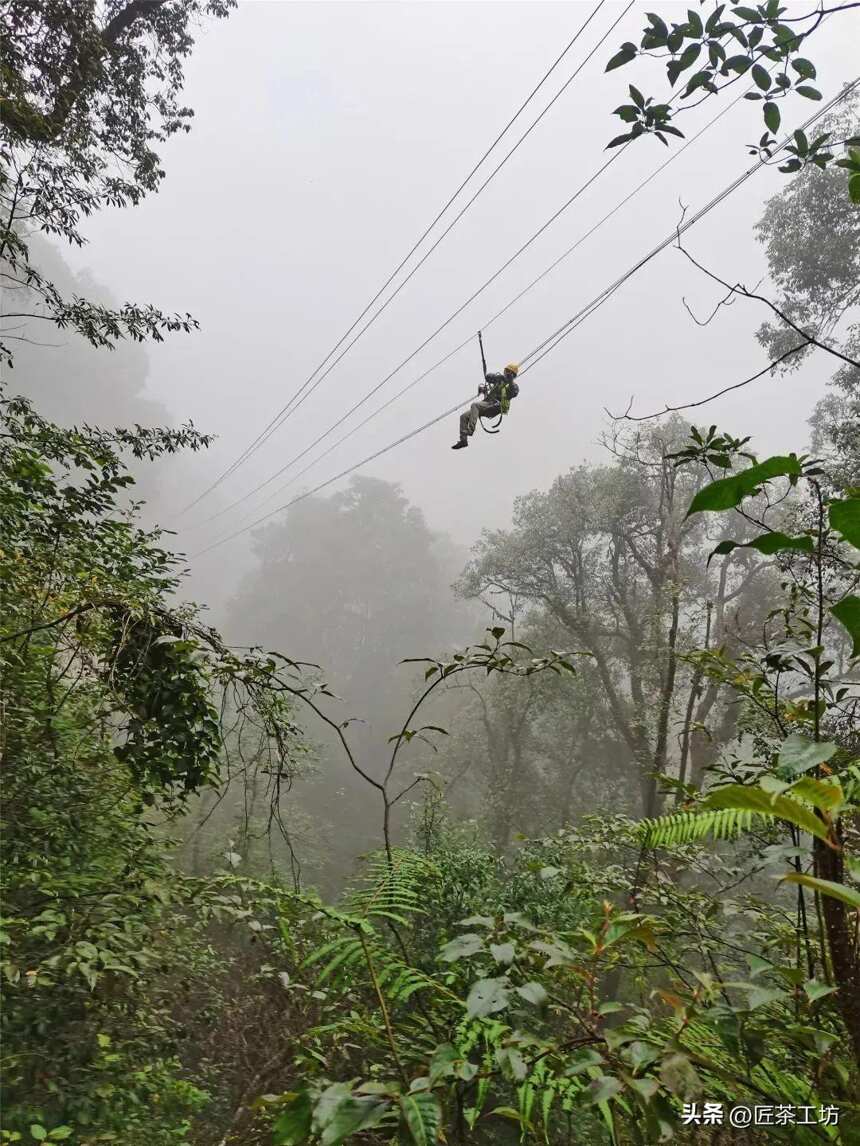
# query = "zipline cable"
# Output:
<box><xmin>185</xmin><ymin>4</ymin><xmax>647</xmax><ymax>528</ymax></box>
<box><xmin>242</xmin><ymin>0</ymin><xmax>634</xmax><ymax>441</ymax></box>
<box><xmin>194</xmin><ymin>80</ymin><xmax>750</xmax><ymax>529</ymax></box>
<box><xmin>191</xmin><ymin>77</ymin><xmax>857</xmax><ymax>560</ymax></box>
<box><xmin>180</xmin><ymin>0</ymin><xmax>618</xmax><ymax>513</ymax></box>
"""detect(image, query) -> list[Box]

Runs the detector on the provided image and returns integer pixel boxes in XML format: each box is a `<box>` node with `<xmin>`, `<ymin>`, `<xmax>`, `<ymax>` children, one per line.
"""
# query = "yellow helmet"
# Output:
<box><xmin>504</xmin><ymin>363</ymin><xmax>520</xmax><ymax>377</ymax></box>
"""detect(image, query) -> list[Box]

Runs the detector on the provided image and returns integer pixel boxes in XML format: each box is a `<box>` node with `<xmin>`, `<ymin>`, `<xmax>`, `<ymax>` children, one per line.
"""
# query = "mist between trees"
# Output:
<box><xmin>2</xmin><ymin>3</ymin><xmax>860</xmax><ymax>1144</ymax></box>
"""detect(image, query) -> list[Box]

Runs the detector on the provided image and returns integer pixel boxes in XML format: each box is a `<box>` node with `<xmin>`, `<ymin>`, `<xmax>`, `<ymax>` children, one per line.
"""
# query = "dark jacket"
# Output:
<box><xmin>483</xmin><ymin>372</ymin><xmax>519</xmax><ymax>411</ymax></box>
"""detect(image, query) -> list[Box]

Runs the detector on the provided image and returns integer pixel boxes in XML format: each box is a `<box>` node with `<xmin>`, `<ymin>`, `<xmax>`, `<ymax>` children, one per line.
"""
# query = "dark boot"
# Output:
<box><xmin>451</xmin><ymin>437</ymin><xmax>468</xmax><ymax>450</ymax></box>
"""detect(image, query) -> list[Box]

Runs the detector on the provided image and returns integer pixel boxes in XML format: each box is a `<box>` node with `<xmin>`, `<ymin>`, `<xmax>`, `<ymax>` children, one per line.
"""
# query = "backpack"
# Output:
<box><xmin>500</xmin><ymin>379</ymin><xmax>519</xmax><ymax>414</ymax></box>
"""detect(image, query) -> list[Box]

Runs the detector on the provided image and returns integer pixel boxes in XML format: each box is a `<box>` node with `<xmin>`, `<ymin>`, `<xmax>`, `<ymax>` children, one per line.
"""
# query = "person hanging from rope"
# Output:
<box><xmin>452</xmin><ymin>332</ymin><xmax>519</xmax><ymax>450</ymax></box>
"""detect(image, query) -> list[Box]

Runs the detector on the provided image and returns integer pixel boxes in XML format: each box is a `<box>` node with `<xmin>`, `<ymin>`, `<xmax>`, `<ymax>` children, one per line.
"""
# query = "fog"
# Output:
<box><xmin>38</xmin><ymin>0</ymin><xmax>855</xmax><ymax>578</ymax></box>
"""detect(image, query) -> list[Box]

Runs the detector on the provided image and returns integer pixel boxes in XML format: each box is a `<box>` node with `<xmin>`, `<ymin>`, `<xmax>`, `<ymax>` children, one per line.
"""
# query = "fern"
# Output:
<box><xmin>344</xmin><ymin>848</ymin><xmax>438</xmax><ymax>925</ymax></box>
<box><xmin>640</xmin><ymin>807</ymin><xmax>760</xmax><ymax>847</ymax></box>
<box><xmin>641</xmin><ymin>779</ymin><xmax>840</xmax><ymax>848</ymax></box>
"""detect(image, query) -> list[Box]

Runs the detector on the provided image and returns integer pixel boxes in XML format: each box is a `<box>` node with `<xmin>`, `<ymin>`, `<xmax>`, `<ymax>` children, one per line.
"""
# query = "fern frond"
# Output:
<box><xmin>344</xmin><ymin>847</ymin><xmax>439</xmax><ymax>923</ymax></box>
<box><xmin>640</xmin><ymin>807</ymin><xmax>760</xmax><ymax>847</ymax></box>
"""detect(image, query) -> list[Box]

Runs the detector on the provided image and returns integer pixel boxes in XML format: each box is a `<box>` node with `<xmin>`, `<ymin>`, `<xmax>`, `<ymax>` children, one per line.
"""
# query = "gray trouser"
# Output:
<box><xmin>460</xmin><ymin>399</ymin><xmax>501</xmax><ymax>438</ymax></box>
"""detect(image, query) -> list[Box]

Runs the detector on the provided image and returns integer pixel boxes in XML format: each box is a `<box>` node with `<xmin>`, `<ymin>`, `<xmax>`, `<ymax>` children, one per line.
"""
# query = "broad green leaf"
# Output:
<box><xmin>587</xmin><ymin>1075</ymin><xmax>623</xmax><ymax>1104</ymax></box>
<box><xmin>487</xmin><ymin>1106</ymin><xmax>535</xmax><ymax>1130</ymax></box>
<box><xmin>489</xmin><ymin>941</ymin><xmax>515</xmax><ymax>965</ymax></box>
<box><xmin>320</xmin><ymin>1096</ymin><xmax>388</xmax><ymax>1146</ymax></box>
<box><xmin>606</xmin><ymin>42</ymin><xmax>638</xmax><ymax>71</ymax></box>
<box><xmin>429</xmin><ymin>1043</ymin><xmax>459</xmax><ymax>1084</ymax></box>
<box><xmin>466</xmin><ymin>977</ymin><xmax>510</xmax><ymax>1018</ymax></box>
<box><xmin>686</xmin><ymin>456</ymin><xmax>802</xmax><ymax>517</ymax></box>
<box><xmin>496</xmin><ymin>1046</ymin><xmax>528</xmax><ymax>1081</ymax></box>
<box><xmin>752</xmin><ymin>64</ymin><xmax>771</xmax><ymax>90</ymax></box>
<box><xmin>47</xmin><ymin>1131</ymin><xmax>73</xmax><ymax>1142</ymax></box>
<box><xmin>702</xmin><ymin>784</ymin><xmax>829</xmax><ymax>840</ymax></box>
<box><xmin>399</xmin><ymin>1092</ymin><xmax>441</xmax><ymax>1146</ymax></box>
<box><xmin>803</xmin><ymin>979</ymin><xmax>838</xmax><ymax>1003</ymax></box>
<box><xmin>709</xmin><ymin>531</ymin><xmax>813</xmax><ymax>563</ymax></box>
<box><xmin>781</xmin><ymin>874</ymin><xmax>860</xmax><ymax>911</ymax></box>
<box><xmin>747</xmin><ymin>986</ymin><xmax>787</xmax><ymax>1010</ymax></box>
<box><xmin>659</xmin><ymin>1053</ymin><xmax>701</xmax><ymax>1098</ymax></box>
<box><xmin>29</xmin><ymin>1130</ymin><xmax>47</xmax><ymax>1144</ymax></box>
<box><xmin>829</xmin><ymin>498</ymin><xmax>860</xmax><ymax>549</ymax></box>
<box><xmin>763</xmin><ymin>101</ymin><xmax>780</xmax><ymax>133</ymax></box>
<box><xmin>777</xmin><ymin>734</ymin><xmax>837</xmax><ymax>779</ymax></box>
<box><xmin>273</xmin><ymin>1091</ymin><xmax>313</xmax><ymax>1145</ymax></box>
<box><xmin>789</xmin><ymin>776</ymin><xmax>843</xmax><ymax>813</ymax></box>
<box><xmin>439</xmin><ymin>933</ymin><xmax>484</xmax><ymax>962</ymax></box>
<box><xmin>516</xmin><ymin>981</ymin><xmax>548</xmax><ymax>1006</ymax></box>
<box><xmin>796</xmin><ymin>85</ymin><xmax>823</xmax><ymax>100</ymax></box>
<box><xmin>529</xmin><ymin>938</ymin><xmax>575</xmax><ymax>965</ymax></box>
<box><xmin>627</xmin><ymin>1041</ymin><xmax>661</xmax><ymax>1072</ymax></box>
<box><xmin>831</xmin><ymin>596</ymin><xmax>860</xmax><ymax>657</ymax></box>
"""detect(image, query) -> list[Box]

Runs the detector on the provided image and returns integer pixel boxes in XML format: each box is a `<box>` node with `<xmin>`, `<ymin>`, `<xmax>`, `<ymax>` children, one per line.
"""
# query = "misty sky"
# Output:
<box><xmin>58</xmin><ymin>0</ymin><xmax>858</xmax><ymax>563</ymax></box>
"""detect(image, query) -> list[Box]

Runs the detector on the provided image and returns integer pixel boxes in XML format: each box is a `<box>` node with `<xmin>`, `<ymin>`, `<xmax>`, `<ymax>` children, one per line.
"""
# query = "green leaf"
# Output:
<box><xmin>831</xmin><ymin>596</ymin><xmax>860</xmax><ymax>657</ymax></box>
<box><xmin>849</xmin><ymin>172</ymin><xmax>860</xmax><ymax>205</ymax></box>
<box><xmin>777</xmin><ymin>734</ymin><xmax>838</xmax><ymax>780</ymax></box>
<box><xmin>702</xmin><ymin>784</ymin><xmax>830</xmax><ymax>840</ymax></box>
<box><xmin>686</xmin><ymin>8</ymin><xmax>704</xmax><ymax>37</ymax></box>
<box><xmin>496</xmin><ymin>1046</ymin><xmax>528</xmax><ymax>1082</ymax></box>
<box><xmin>747</xmin><ymin>986</ymin><xmax>787</xmax><ymax>1010</ymax></box>
<box><xmin>273</xmin><ymin>1091</ymin><xmax>313</xmax><ymax>1145</ymax></box>
<box><xmin>606</xmin><ymin>42</ymin><xmax>638</xmax><ymax>71</ymax></box>
<box><xmin>752</xmin><ymin>64</ymin><xmax>771</xmax><ymax>90</ymax></box>
<box><xmin>489</xmin><ymin>941</ymin><xmax>516</xmax><ymax>965</ymax></box>
<box><xmin>686</xmin><ymin>455</ymin><xmax>802</xmax><ymax>516</ymax></box>
<box><xmin>587</xmin><ymin>1075</ymin><xmax>623</xmax><ymax>1104</ymax></box>
<box><xmin>516</xmin><ymin>981</ymin><xmax>548</xmax><ymax>1006</ymax></box>
<box><xmin>319</xmin><ymin>1093</ymin><xmax>388</xmax><ymax>1146</ymax></box>
<box><xmin>732</xmin><ymin>6</ymin><xmax>762</xmax><ymax>20</ymax></box>
<box><xmin>399</xmin><ymin>1092</ymin><xmax>441</xmax><ymax>1146</ymax></box>
<box><xmin>659</xmin><ymin>1053</ymin><xmax>701</xmax><ymax>1098</ymax></box>
<box><xmin>788</xmin><ymin>775</ymin><xmax>844</xmax><ymax>812</ymax></box>
<box><xmin>439</xmin><ymin>933</ymin><xmax>484</xmax><ymax>962</ymax></box>
<box><xmin>803</xmin><ymin>979</ymin><xmax>838</xmax><ymax>1003</ymax></box>
<box><xmin>428</xmin><ymin>1043</ymin><xmax>459</xmax><ymax>1085</ymax></box>
<box><xmin>466</xmin><ymin>977</ymin><xmax>511</xmax><ymax>1018</ymax></box>
<box><xmin>709</xmin><ymin>531</ymin><xmax>813</xmax><ymax>563</ymax></box>
<box><xmin>763</xmin><ymin>101</ymin><xmax>780</xmax><ymax>133</ymax></box>
<box><xmin>829</xmin><ymin>498</ymin><xmax>860</xmax><ymax>549</ymax></box>
<box><xmin>29</xmin><ymin>1130</ymin><xmax>47</xmax><ymax>1144</ymax></box>
<box><xmin>487</xmin><ymin>1106</ymin><xmax>535</xmax><ymax>1130</ymax></box>
<box><xmin>627</xmin><ymin>1041</ymin><xmax>661</xmax><ymax>1072</ymax></box>
<box><xmin>782</xmin><ymin>874</ymin><xmax>860</xmax><ymax>911</ymax></box>
<box><xmin>791</xmin><ymin>57</ymin><xmax>816</xmax><ymax>78</ymax></box>
<box><xmin>796</xmin><ymin>85</ymin><xmax>822</xmax><ymax>100</ymax></box>
<box><xmin>607</xmin><ymin>131</ymin><xmax>636</xmax><ymax>149</ymax></box>
<box><xmin>629</xmin><ymin>1077</ymin><xmax>659</xmax><ymax>1102</ymax></box>
<box><xmin>47</xmin><ymin>1133</ymin><xmax>73</xmax><ymax>1143</ymax></box>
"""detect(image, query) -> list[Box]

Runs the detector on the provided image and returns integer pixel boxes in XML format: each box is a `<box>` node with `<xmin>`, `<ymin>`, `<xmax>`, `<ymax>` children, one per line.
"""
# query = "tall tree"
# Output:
<box><xmin>224</xmin><ymin>476</ymin><xmax>475</xmax><ymax>882</ymax></box>
<box><xmin>753</xmin><ymin>99</ymin><xmax>860</xmax><ymax>486</ymax></box>
<box><xmin>1</xmin><ymin>0</ymin><xmax>234</xmax><ymax>365</ymax></box>
<box><xmin>459</xmin><ymin>421</ymin><xmax>773</xmax><ymax>816</ymax></box>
